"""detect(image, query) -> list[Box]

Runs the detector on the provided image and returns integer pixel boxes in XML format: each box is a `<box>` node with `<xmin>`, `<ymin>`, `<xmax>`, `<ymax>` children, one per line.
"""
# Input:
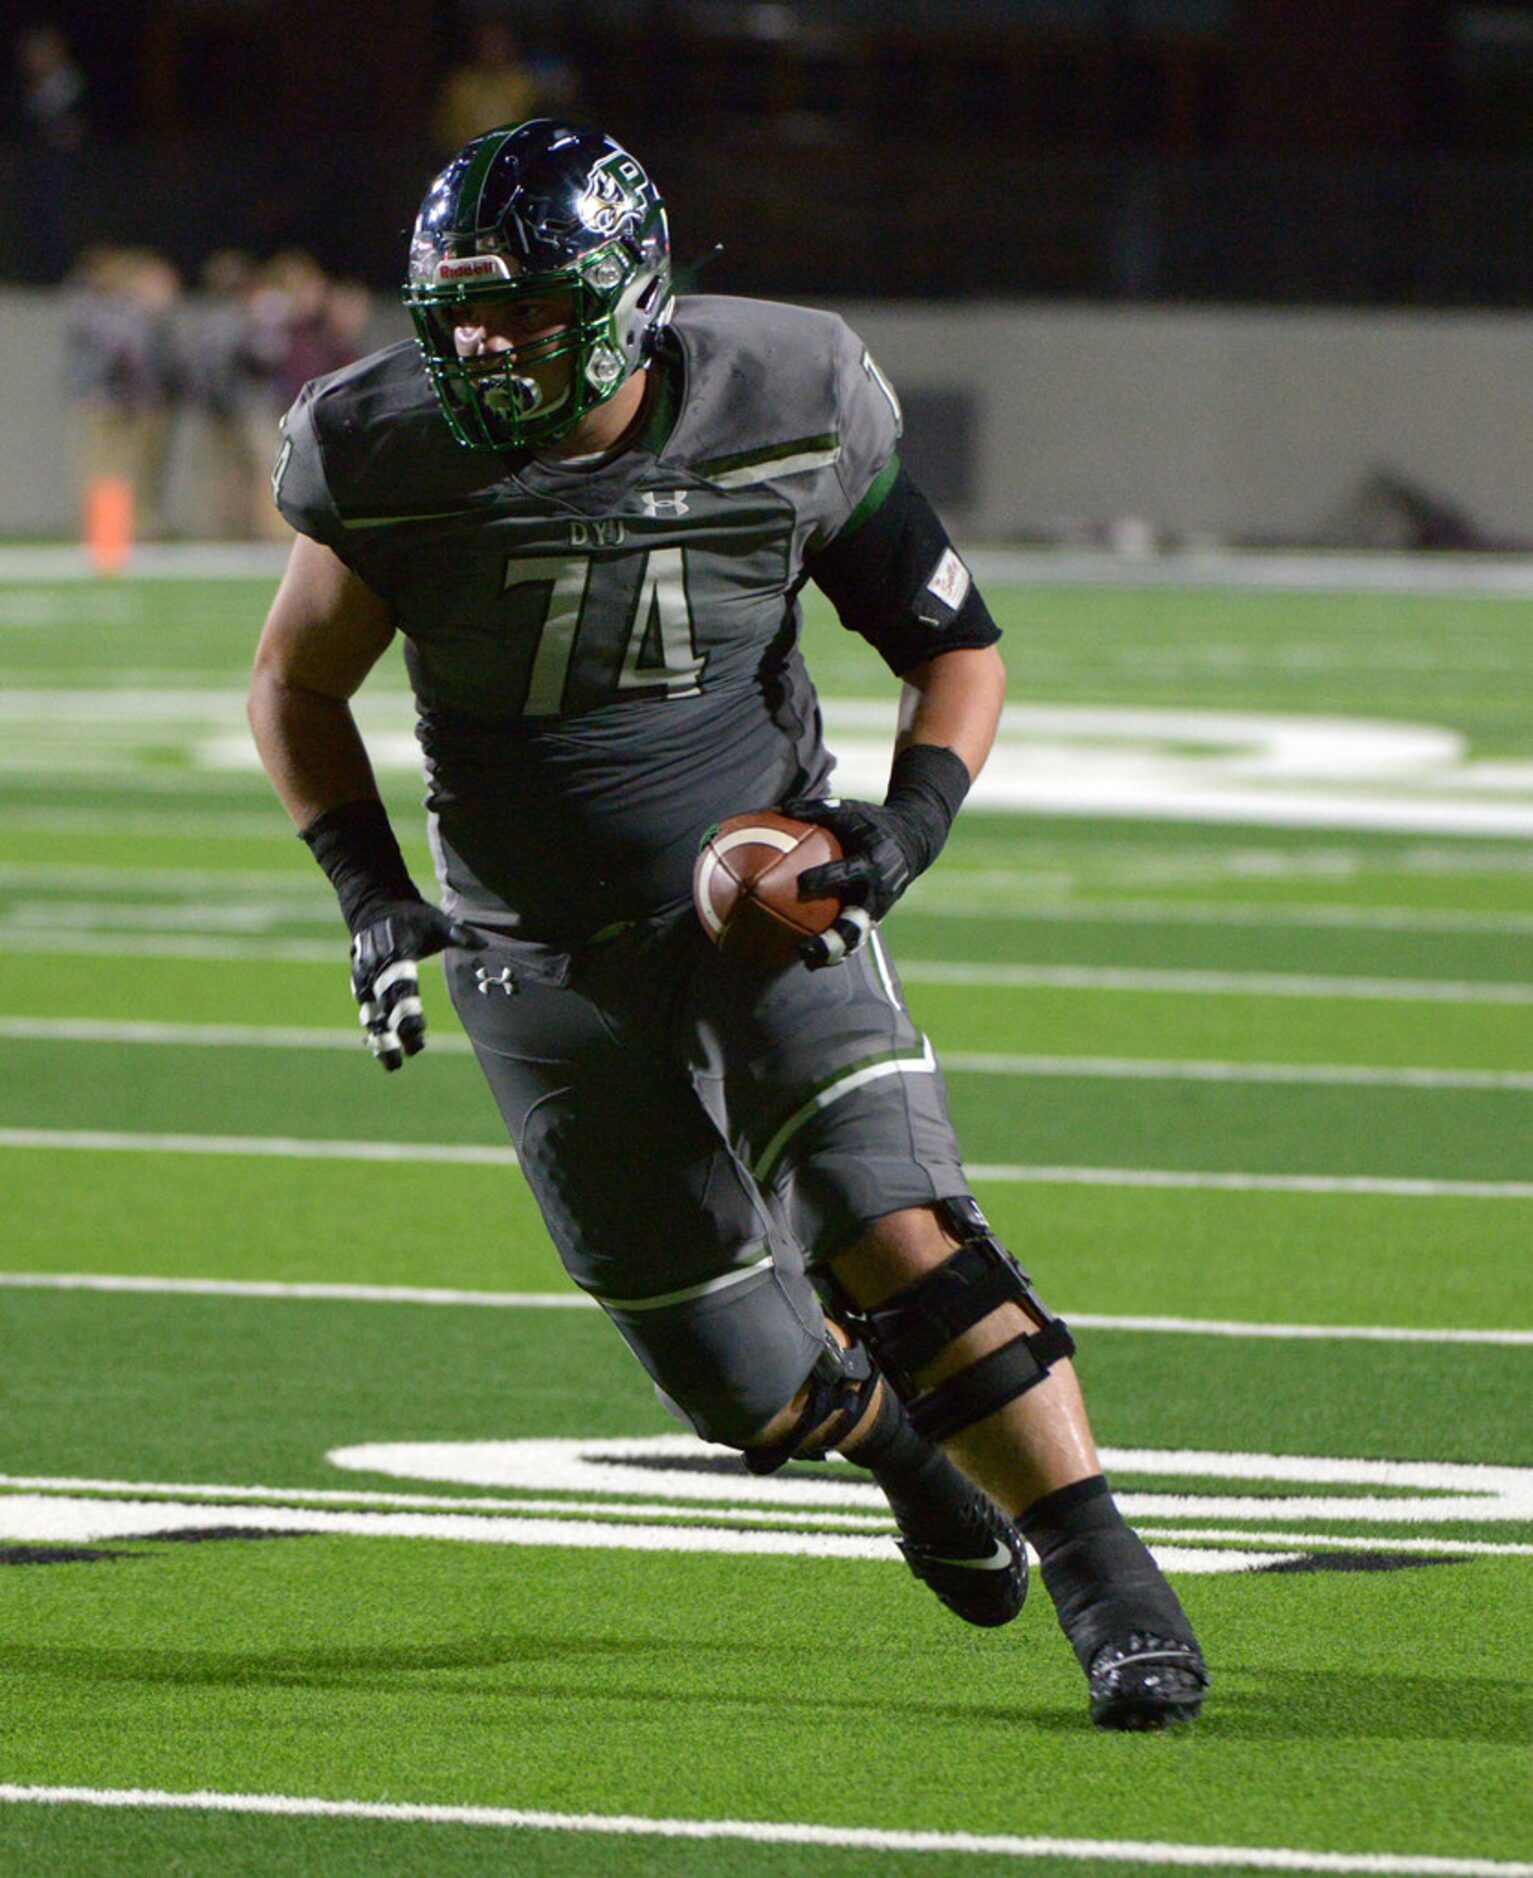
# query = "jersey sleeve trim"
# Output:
<box><xmin>697</xmin><ymin>431</ymin><xmax>840</xmax><ymax>488</ymax></box>
<box><xmin>837</xmin><ymin>451</ymin><xmax>901</xmax><ymax>541</ymax></box>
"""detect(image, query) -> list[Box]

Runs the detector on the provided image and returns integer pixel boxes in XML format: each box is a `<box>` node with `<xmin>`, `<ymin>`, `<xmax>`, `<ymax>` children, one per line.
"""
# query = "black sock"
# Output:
<box><xmin>1021</xmin><ymin>1474</ymin><xmax>1192</xmax><ymax>1669</ymax></box>
<box><xmin>843</xmin><ymin>1384</ymin><xmax>990</xmax><ymax>1541</ymax></box>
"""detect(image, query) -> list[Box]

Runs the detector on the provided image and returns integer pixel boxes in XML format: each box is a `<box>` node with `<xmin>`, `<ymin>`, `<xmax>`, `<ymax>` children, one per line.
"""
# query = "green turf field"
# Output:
<box><xmin>0</xmin><ymin>550</ymin><xmax>1529</xmax><ymax>1876</ymax></box>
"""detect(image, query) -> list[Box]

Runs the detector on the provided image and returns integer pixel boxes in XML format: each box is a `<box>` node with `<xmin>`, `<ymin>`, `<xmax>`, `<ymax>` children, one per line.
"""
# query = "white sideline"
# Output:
<box><xmin>8</xmin><ymin>1017</ymin><xmax>1533</xmax><ymax>1092</ymax></box>
<box><xmin>0</xmin><ymin>1786</ymin><xmax>1527</xmax><ymax>1876</ymax></box>
<box><xmin>0</xmin><ymin>1269</ymin><xmax>1529</xmax><ymax>1346</ymax></box>
<box><xmin>5</xmin><ymin>1129</ymin><xmax>1533</xmax><ymax>1199</ymax></box>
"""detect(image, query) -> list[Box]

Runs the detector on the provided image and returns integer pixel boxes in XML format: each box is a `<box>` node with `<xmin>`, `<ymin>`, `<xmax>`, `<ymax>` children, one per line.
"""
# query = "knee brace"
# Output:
<box><xmin>741</xmin><ymin>1334</ymin><xmax>882</xmax><ymax>1476</ymax></box>
<box><xmin>821</xmin><ymin>1197</ymin><xmax>1075</xmax><ymax>1445</ymax></box>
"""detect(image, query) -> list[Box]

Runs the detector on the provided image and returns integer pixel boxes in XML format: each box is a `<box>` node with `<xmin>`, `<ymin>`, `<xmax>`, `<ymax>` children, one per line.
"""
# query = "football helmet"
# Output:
<box><xmin>404</xmin><ymin>119</ymin><xmax>672</xmax><ymax>451</ymax></box>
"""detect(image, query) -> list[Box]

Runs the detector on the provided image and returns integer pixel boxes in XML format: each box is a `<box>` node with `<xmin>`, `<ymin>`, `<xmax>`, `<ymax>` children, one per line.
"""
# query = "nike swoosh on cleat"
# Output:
<box><xmin>915</xmin><ymin>1538</ymin><xmax>1015</xmax><ymax>1571</ymax></box>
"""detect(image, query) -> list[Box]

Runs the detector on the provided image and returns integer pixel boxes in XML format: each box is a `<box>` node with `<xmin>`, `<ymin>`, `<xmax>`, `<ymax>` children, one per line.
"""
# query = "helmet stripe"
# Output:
<box><xmin>459</xmin><ymin>125</ymin><xmax>520</xmax><ymax>235</ymax></box>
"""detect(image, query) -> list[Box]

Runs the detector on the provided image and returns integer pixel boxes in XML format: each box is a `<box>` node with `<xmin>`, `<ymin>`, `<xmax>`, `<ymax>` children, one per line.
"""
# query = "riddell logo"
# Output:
<box><xmin>435</xmin><ymin>256</ymin><xmax>511</xmax><ymax>283</ymax></box>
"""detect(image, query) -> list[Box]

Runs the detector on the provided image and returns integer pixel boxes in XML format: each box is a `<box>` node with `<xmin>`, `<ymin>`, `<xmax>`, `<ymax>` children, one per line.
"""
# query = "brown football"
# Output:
<box><xmin>692</xmin><ymin>810</ymin><xmax>844</xmax><ymax>970</ymax></box>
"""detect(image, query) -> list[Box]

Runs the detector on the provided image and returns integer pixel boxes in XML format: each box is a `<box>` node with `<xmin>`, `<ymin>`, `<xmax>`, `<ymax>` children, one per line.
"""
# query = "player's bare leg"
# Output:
<box><xmin>832</xmin><ymin>1206</ymin><xmax>1101</xmax><ymax>1511</ymax></box>
<box><xmin>827</xmin><ymin>1203</ymin><xmax>1208</xmax><ymax>1730</ymax></box>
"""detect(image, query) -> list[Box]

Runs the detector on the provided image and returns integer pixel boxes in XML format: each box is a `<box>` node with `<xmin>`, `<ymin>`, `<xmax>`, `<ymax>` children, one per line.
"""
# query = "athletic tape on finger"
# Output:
<box><xmin>373</xmin><ymin>960</ymin><xmax>420</xmax><ymax>999</ymax></box>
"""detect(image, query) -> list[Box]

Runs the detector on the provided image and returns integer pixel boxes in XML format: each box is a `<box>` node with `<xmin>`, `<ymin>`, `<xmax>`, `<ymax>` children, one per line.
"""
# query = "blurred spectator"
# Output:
<box><xmin>63</xmin><ymin>247</ymin><xmax>183</xmax><ymax>541</ymax></box>
<box><xmin>180</xmin><ymin>250</ymin><xmax>290</xmax><ymax>541</ymax></box>
<box><xmin>253</xmin><ymin>250</ymin><xmax>370</xmax><ymax>410</ymax></box>
<box><xmin>12</xmin><ymin>23</ymin><xmax>89</xmax><ymax>279</ymax></box>
<box><xmin>14</xmin><ymin>23</ymin><xmax>87</xmax><ymax>148</ymax></box>
<box><xmin>433</xmin><ymin>20</ymin><xmax>541</xmax><ymax>153</ymax></box>
<box><xmin>323</xmin><ymin>277</ymin><xmax>375</xmax><ymax>361</ymax></box>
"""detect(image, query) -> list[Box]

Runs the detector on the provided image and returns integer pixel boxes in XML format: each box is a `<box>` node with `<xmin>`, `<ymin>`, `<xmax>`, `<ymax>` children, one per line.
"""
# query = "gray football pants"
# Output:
<box><xmin>447</xmin><ymin>913</ymin><xmax>970</xmax><ymax>1445</ymax></box>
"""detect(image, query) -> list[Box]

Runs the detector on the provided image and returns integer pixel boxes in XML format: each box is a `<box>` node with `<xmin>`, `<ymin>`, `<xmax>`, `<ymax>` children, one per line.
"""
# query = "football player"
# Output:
<box><xmin>248</xmin><ymin>119</ymin><xmax>1207</xmax><ymax>1728</ymax></box>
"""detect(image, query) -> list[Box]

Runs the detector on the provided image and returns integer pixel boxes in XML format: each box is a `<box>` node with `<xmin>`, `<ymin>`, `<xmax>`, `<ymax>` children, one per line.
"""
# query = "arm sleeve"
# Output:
<box><xmin>806</xmin><ymin>461</ymin><xmax>1001</xmax><ymax>678</ymax></box>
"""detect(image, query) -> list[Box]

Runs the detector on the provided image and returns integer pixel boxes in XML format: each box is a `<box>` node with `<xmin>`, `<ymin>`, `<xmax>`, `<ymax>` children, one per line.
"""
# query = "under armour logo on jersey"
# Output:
<box><xmin>641</xmin><ymin>490</ymin><xmax>690</xmax><ymax>518</ymax></box>
<box><xmin>474</xmin><ymin>965</ymin><xmax>517</xmax><ymax>996</ymax></box>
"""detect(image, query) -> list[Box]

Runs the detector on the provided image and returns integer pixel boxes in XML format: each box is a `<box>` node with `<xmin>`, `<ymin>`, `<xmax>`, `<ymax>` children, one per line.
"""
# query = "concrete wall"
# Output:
<box><xmin>6</xmin><ymin>287</ymin><xmax>1532</xmax><ymax>543</ymax></box>
<box><xmin>838</xmin><ymin>299</ymin><xmax>1533</xmax><ymax>545</ymax></box>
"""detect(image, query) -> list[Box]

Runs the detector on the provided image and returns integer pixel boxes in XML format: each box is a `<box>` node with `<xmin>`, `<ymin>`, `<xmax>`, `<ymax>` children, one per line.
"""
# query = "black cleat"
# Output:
<box><xmin>894</xmin><ymin>1489</ymin><xmax>1028</xmax><ymax>1629</ymax></box>
<box><xmin>1088</xmin><ymin>1632</ymin><xmax>1208</xmax><ymax>1730</ymax></box>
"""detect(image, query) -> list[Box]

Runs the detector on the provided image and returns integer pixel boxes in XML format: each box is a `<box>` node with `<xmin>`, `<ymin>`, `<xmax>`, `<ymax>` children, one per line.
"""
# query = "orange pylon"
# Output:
<box><xmin>85</xmin><ymin>476</ymin><xmax>134</xmax><ymax>575</ymax></box>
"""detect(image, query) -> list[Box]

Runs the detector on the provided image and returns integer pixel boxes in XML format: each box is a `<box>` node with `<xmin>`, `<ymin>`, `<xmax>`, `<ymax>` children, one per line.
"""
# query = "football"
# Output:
<box><xmin>692</xmin><ymin>811</ymin><xmax>843</xmax><ymax>969</ymax></box>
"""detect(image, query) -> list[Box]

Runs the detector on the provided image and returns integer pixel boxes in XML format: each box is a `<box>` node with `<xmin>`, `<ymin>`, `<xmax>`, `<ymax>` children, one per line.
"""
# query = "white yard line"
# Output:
<box><xmin>0</xmin><ymin>1016</ymin><xmax>470</xmax><ymax>1052</ymax></box>
<box><xmin>12</xmin><ymin>868</ymin><xmax>1533</xmax><ymax>935</ymax></box>
<box><xmin>10</xmin><ymin>537</ymin><xmax>1533</xmax><ymax>595</ymax></box>
<box><xmin>4</xmin><ymin>1128</ymin><xmax>1533</xmax><ymax>1198</ymax></box>
<box><xmin>1</xmin><ymin>807</ymin><xmax>304</xmax><ymax>838</ymax></box>
<box><xmin>0</xmin><ymin>863</ymin><xmax>317</xmax><ymax>892</ymax></box>
<box><xmin>967</xmin><ymin>1164</ymin><xmax>1533</xmax><ymax>1199</ymax></box>
<box><xmin>5</xmin><ymin>928</ymin><xmax>1533</xmax><ymax>999</ymax></box>
<box><xmin>1133</xmin><ymin>1526</ymin><xmax>1533</xmax><ymax>1559</ymax></box>
<box><xmin>0</xmin><ymin>1128</ymin><xmax>516</xmax><ymax>1164</ymax></box>
<box><xmin>909</xmin><ymin>896</ymin><xmax>1533</xmax><ymax>937</ymax></box>
<box><xmin>966</xmin><ymin>546</ymin><xmax>1533</xmax><ymax>596</ymax></box>
<box><xmin>0</xmin><ymin>928</ymin><xmax>340</xmax><ymax>962</ymax></box>
<box><xmin>0</xmin><ymin>1786</ymin><xmax>1526</xmax><ymax>1875</ymax></box>
<box><xmin>0</xmin><ymin>1272</ymin><xmax>583</xmax><ymax>1307</ymax></box>
<box><xmin>942</xmin><ymin>1053</ymin><xmax>1533</xmax><ymax>1092</ymax></box>
<box><xmin>1</xmin><ymin>1271</ymin><xmax>1526</xmax><ymax>1346</ymax></box>
<box><xmin>901</xmin><ymin>963</ymin><xmax>1533</xmax><ymax>1004</ymax></box>
<box><xmin>9</xmin><ymin>1017</ymin><xmax>1533</xmax><ymax>1092</ymax></box>
<box><xmin>2</xmin><ymin>1468</ymin><xmax>1527</xmax><ymax>1554</ymax></box>
<box><xmin>0</xmin><ymin>545</ymin><xmax>289</xmax><ymax>580</ymax></box>
<box><xmin>0</xmin><ymin>1471</ymin><xmax>898</xmax><ymax>1531</ymax></box>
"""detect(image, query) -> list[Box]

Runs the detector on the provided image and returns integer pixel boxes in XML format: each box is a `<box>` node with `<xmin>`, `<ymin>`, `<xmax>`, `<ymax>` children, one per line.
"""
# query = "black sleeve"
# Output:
<box><xmin>804</xmin><ymin>462</ymin><xmax>1001</xmax><ymax>678</ymax></box>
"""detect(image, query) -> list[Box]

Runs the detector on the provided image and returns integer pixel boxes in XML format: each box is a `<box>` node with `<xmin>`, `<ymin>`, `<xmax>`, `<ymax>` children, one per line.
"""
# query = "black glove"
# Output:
<box><xmin>783</xmin><ymin>742</ymin><xmax>971</xmax><ymax>969</ymax></box>
<box><xmin>301</xmin><ymin>798</ymin><xmax>484</xmax><ymax>1071</ymax></box>
<box><xmin>350</xmin><ymin>900</ymin><xmax>484</xmax><ymax>1070</ymax></box>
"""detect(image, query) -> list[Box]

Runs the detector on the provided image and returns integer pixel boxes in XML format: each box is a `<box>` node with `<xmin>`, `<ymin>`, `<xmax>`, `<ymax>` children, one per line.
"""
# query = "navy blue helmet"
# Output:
<box><xmin>404</xmin><ymin>119</ymin><xmax>672</xmax><ymax>450</ymax></box>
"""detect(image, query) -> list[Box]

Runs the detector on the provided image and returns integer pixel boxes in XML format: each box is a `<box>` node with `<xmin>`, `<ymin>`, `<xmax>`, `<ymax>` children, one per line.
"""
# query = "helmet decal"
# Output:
<box><xmin>433</xmin><ymin>254</ymin><xmax>514</xmax><ymax>286</ymax></box>
<box><xmin>577</xmin><ymin>154</ymin><xmax>647</xmax><ymax>239</ymax></box>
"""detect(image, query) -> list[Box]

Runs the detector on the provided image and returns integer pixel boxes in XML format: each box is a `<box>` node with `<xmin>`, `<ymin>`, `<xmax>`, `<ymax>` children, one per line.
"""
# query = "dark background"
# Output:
<box><xmin>7</xmin><ymin>0</ymin><xmax>1533</xmax><ymax>303</ymax></box>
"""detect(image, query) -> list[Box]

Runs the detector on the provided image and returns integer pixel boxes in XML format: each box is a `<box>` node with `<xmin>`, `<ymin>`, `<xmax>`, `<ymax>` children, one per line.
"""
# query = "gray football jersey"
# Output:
<box><xmin>274</xmin><ymin>294</ymin><xmax>903</xmax><ymax>942</ymax></box>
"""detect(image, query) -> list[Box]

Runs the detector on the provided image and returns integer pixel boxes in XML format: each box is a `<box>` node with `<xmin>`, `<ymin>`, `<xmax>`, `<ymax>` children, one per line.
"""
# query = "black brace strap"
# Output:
<box><xmin>907</xmin><ymin>1320</ymin><xmax>1076</xmax><ymax>1444</ymax></box>
<box><xmin>849</xmin><ymin>1237</ymin><xmax>1030</xmax><ymax>1378</ymax></box>
<box><xmin>818</xmin><ymin>1197</ymin><xmax>1075</xmax><ymax>1445</ymax></box>
<box><xmin>742</xmin><ymin>1336</ymin><xmax>878</xmax><ymax>1476</ymax></box>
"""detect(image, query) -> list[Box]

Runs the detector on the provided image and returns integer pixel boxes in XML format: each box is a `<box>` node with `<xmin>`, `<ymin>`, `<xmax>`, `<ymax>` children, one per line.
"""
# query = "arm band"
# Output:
<box><xmin>808</xmin><ymin>464</ymin><xmax>1001</xmax><ymax>677</ymax></box>
<box><xmin>885</xmin><ymin>742</ymin><xmax>972</xmax><ymax>875</ymax></box>
<box><xmin>300</xmin><ymin>798</ymin><xmax>422</xmax><ymax>937</ymax></box>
